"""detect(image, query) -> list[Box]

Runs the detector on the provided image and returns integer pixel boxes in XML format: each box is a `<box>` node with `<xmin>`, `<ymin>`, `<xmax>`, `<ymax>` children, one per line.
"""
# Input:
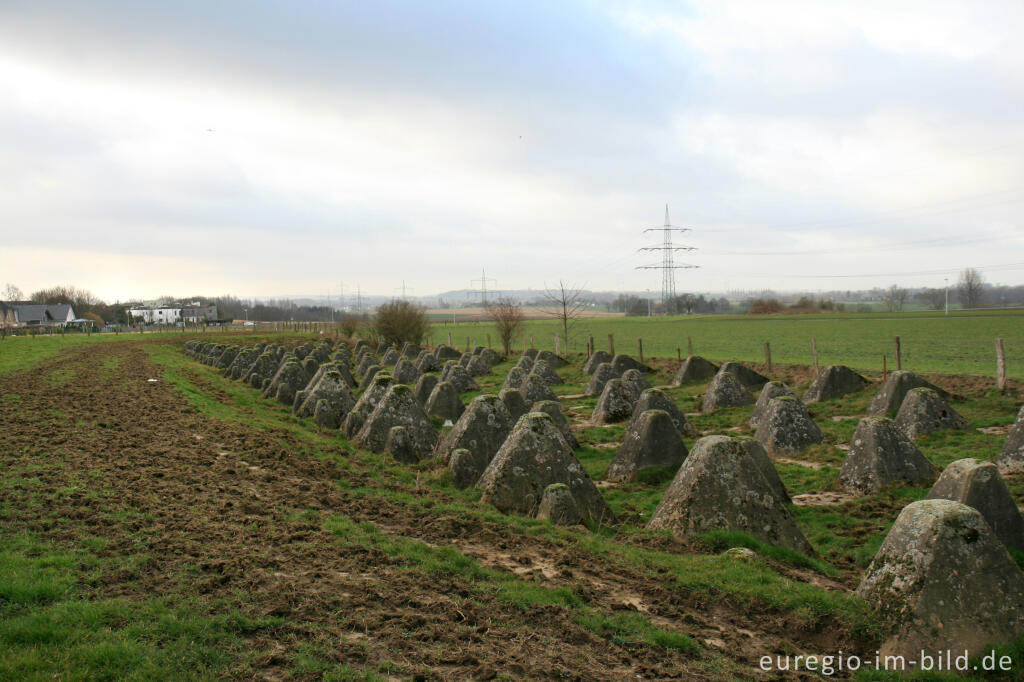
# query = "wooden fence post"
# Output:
<box><xmin>996</xmin><ymin>338</ymin><xmax>1007</xmax><ymax>392</ymax></box>
<box><xmin>764</xmin><ymin>341</ymin><xmax>772</xmax><ymax>373</ymax></box>
<box><xmin>555</xmin><ymin>333</ymin><xmax>561</xmax><ymax>356</ymax></box>
<box><xmin>687</xmin><ymin>336</ymin><xmax>693</xmax><ymax>356</ymax></box>
<box><xmin>638</xmin><ymin>338</ymin><xmax>644</xmax><ymax>363</ymax></box>
<box><xmin>608</xmin><ymin>333</ymin><xmax>615</xmax><ymax>356</ymax></box>
<box><xmin>447</xmin><ymin>332</ymin><xmax>452</xmax><ymax>346</ymax></box>
<box><xmin>530</xmin><ymin>335</ymin><xmax>534</xmax><ymax>349</ymax></box>
<box><xmin>676</xmin><ymin>347</ymin><xmax>681</xmax><ymax>361</ymax></box>
<box><xmin>486</xmin><ymin>333</ymin><xmax>491</xmax><ymax>348</ymax></box>
<box><xmin>465</xmin><ymin>336</ymin><xmax>470</xmax><ymax>352</ymax></box>
<box><xmin>588</xmin><ymin>335</ymin><xmax>594</xmax><ymax>359</ymax></box>
<box><xmin>895</xmin><ymin>336</ymin><xmax>902</xmax><ymax>371</ymax></box>
<box><xmin>811</xmin><ymin>337</ymin><xmax>819</xmax><ymax>373</ymax></box>
<box><xmin>883</xmin><ymin>355</ymin><xmax>887</xmax><ymax>380</ymax></box>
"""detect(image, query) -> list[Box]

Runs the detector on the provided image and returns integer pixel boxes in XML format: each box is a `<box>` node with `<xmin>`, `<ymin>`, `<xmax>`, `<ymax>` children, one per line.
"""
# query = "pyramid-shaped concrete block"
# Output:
<box><xmin>754</xmin><ymin>396</ymin><xmax>825</xmax><ymax>456</ymax></box>
<box><xmin>998</xmin><ymin>406</ymin><xmax>1024</xmax><ymax>474</ymax></box>
<box><xmin>748</xmin><ymin>381</ymin><xmax>795</xmax><ymax>428</ymax></box>
<box><xmin>867</xmin><ymin>370</ymin><xmax>950</xmax><ymax>416</ymax></box>
<box><xmin>536</xmin><ymin>349</ymin><xmax>568</xmax><ymax>369</ymax></box>
<box><xmin>585</xmin><ymin>362</ymin><xmax>618</xmax><ymax>396</ymax></box>
<box><xmin>647</xmin><ymin>435</ymin><xmax>811</xmax><ymax>555</ymax></box>
<box><xmin>839</xmin><ymin>417</ymin><xmax>937</xmax><ymax>495</ymax></box>
<box><xmin>857</xmin><ymin>499</ymin><xmax>1024</xmax><ymax>661</ymax></box>
<box><xmin>671</xmin><ymin>355</ymin><xmax>718</xmax><ymax>386</ymax></box>
<box><xmin>620</xmin><ymin>369</ymin><xmax>651</xmax><ymax>401</ymax></box>
<box><xmin>610</xmin><ymin>354</ymin><xmax>651</xmax><ymax>375</ymax></box>
<box><xmin>342</xmin><ymin>373</ymin><xmax>394</xmax><ymax>438</ymax></box>
<box><xmin>477</xmin><ymin>413</ymin><xmax>613</xmax><ymax>523</ymax></box>
<box><xmin>531</xmin><ymin>400</ymin><xmax>579</xmax><ymax>449</ymax></box>
<box><xmin>412</xmin><ymin>374</ymin><xmax>439</xmax><ymax>407</ymax></box>
<box><xmin>591</xmin><ymin>378</ymin><xmax>636</xmax><ymax>424</ymax></box>
<box><xmin>391</xmin><ymin>357</ymin><xmax>421</xmax><ymax>386</ymax></box>
<box><xmin>702</xmin><ymin>371</ymin><xmax>754</xmax><ymax>413</ymax></box>
<box><xmin>926</xmin><ymin>458</ymin><xmax>1024</xmax><ymax>553</ymax></box>
<box><xmin>530</xmin><ymin>359</ymin><xmax>563</xmax><ymax>385</ymax></box>
<box><xmin>628</xmin><ymin>388</ymin><xmax>696</xmax><ymax>438</ymax></box>
<box><xmin>435</xmin><ymin>394</ymin><xmax>516</xmax><ymax>474</ymax></box>
<box><xmin>893</xmin><ymin>387</ymin><xmax>968</xmax><ymax>439</ymax></box>
<box><xmin>424</xmin><ymin>381</ymin><xmax>464</xmax><ymax>422</ymax></box>
<box><xmin>803</xmin><ymin>365</ymin><xmax>868</xmax><ymax>403</ymax></box>
<box><xmin>519</xmin><ymin>373</ymin><xmax>558</xmax><ymax>406</ymax></box>
<box><xmin>583</xmin><ymin>350</ymin><xmax>612</xmax><ymax>375</ymax></box>
<box><xmin>717</xmin><ymin>362</ymin><xmax>769</xmax><ymax>390</ymax></box>
<box><xmin>352</xmin><ymin>384</ymin><xmax>438</xmax><ymax>459</ymax></box>
<box><xmin>607</xmin><ymin>409</ymin><xmax>688</xmax><ymax>482</ymax></box>
<box><xmin>501</xmin><ymin>366</ymin><xmax>527</xmax><ymax>391</ymax></box>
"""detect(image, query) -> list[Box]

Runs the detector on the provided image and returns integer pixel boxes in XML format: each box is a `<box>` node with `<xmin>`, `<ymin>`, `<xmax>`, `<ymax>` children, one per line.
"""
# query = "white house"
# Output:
<box><xmin>129</xmin><ymin>306</ymin><xmax>181</xmax><ymax>324</ymax></box>
<box><xmin>129</xmin><ymin>303</ymin><xmax>217</xmax><ymax>325</ymax></box>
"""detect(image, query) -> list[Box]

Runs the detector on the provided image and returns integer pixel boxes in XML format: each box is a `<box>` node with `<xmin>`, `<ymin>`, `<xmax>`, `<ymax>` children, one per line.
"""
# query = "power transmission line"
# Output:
<box><xmin>636</xmin><ymin>204</ymin><xmax>698</xmax><ymax>307</ymax></box>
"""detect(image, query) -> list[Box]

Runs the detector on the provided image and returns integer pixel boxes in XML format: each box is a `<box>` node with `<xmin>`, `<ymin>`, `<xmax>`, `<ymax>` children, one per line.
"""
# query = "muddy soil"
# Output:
<box><xmin>0</xmin><ymin>342</ymin><xmax>873</xmax><ymax>679</ymax></box>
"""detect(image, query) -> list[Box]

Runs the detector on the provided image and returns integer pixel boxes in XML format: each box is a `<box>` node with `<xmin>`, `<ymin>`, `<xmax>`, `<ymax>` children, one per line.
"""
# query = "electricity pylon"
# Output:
<box><xmin>636</xmin><ymin>205</ymin><xmax>698</xmax><ymax>309</ymax></box>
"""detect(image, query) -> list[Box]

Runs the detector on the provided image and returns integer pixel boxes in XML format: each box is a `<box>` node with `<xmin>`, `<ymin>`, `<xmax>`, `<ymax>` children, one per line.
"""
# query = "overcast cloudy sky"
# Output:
<box><xmin>3</xmin><ymin>1</ymin><xmax>1023</xmax><ymax>302</ymax></box>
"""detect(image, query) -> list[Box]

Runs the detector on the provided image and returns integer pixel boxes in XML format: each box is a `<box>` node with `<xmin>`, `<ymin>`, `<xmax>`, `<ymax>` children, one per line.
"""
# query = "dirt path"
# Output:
<box><xmin>1</xmin><ymin>341</ymin><xmax>861</xmax><ymax>679</ymax></box>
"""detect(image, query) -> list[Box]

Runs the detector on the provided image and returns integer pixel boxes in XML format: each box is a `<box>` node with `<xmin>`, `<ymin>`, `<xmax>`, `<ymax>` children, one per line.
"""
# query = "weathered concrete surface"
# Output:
<box><xmin>531</xmin><ymin>400</ymin><xmax>579</xmax><ymax>449</ymax></box>
<box><xmin>647</xmin><ymin>435</ymin><xmax>812</xmax><ymax>555</ymax></box>
<box><xmin>671</xmin><ymin>356</ymin><xmax>718</xmax><ymax>386</ymax></box>
<box><xmin>352</xmin><ymin>384</ymin><xmax>438</xmax><ymax>460</ymax></box>
<box><xmin>803</xmin><ymin>365</ymin><xmax>868</xmax><ymax>403</ymax></box>
<box><xmin>748</xmin><ymin>381</ymin><xmax>795</xmax><ymax>428</ymax></box>
<box><xmin>435</xmin><ymin>395</ymin><xmax>516</xmax><ymax>478</ymax></box>
<box><xmin>629</xmin><ymin>388</ymin><xmax>697</xmax><ymax>439</ymax></box>
<box><xmin>867</xmin><ymin>370</ymin><xmax>950</xmax><ymax>416</ymax></box>
<box><xmin>591</xmin><ymin>378</ymin><xmax>636</xmax><ymax>424</ymax></box>
<box><xmin>856</xmin><ymin>499</ymin><xmax>1024</xmax><ymax>662</ymax></box>
<box><xmin>583</xmin><ymin>350</ymin><xmax>613</xmax><ymax>375</ymax></box>
<box><xmin>839</xmin><ymin>417</ymin><xmax>937</xmax><ymax>495</ymax></box>
<box><xmin>926</xmin><ymin>458</ymin><xmax>1024</xmax><ymax>553</ymax></box>
<box><xmin>606</xmin><ymin>409</ymin><xmax>688</xmax><ymax>482</ymax></box>
<box><xmin>477</xmin><ymin>413</ymin><xmax>614</xmax><ymax>524</ymax></box>
<box><xmin>519</xmin><ymin>373</ymin><xmax>559</xmax><ymax>406</ymax></box>
<box><xmin>424</xmin><ymin>381</ymin><xmax>465</xmax><ymax>422</ymax></box>
<box><xmin>998</xmin><ymin>406</ymin><xmax>1024</xmax><ymax>474</ymax></box>
<box><xmin>717</xmin><ymin>362</ymin><xmax>769</xmax><ymax>390</ymax></box>
<box><xmin>754</xmin><ymin>396</ymin><xmax>825</xmax><ymax>456</ymax></box>
<box><xmin>535</xmin><ymin>484</ymin><xmax>582</xmax><ymax>526</ymax></box>
<box><xmin>701</xmin><ymin>372</ymin><xmax>754</xmax><ymax>414</ymax></box>
<box><xmin>585</xmin><ymin>362</ymin><xmax>618</xmax><ymax>397</ymax></box>
<box><xmin>893</xmin><ymin>387</ymin><xmax>969</xmax><ymax>439</ymax></box>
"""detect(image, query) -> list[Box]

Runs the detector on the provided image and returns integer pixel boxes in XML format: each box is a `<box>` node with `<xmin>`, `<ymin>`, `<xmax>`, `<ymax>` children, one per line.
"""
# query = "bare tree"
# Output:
<box><xmin>542</xmin><ymin>281</ymin><xmax>586</xmax><ymax>352</ymax></box>
<box><xmin>958</xmin><ymin>268</ymin><xmax>985</xmax><ymax>309</ymax></box>
<box><xmin>3</xmin><ymin>283</ymin><xmax>23</xmax><ymax>301</ymax></box>
<box><xmin>884</xmin><ymin>284</ymin><xmax>908</xmax><ymax>312</ymax></box>
<box><xmin>486</xmin><ymin>297</ymin><xmax>525</xmax><ymax>356</ymax></box>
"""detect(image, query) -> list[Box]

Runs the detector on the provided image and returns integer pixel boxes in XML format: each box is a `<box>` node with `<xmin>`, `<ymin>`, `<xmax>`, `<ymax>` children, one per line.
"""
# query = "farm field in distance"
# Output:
<box><xmin>1</xmin><ymin>314</ymin><xmax>1023</xmax><ymax>680</ymax></box>
<box><xmin>433</xmin><ymin>309</ymin><xmax>1024</xmax><ymax>379</ymax></box>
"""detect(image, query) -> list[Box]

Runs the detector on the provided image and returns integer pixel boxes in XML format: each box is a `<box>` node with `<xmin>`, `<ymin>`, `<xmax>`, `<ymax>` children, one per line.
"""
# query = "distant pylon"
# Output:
<box><xmin>469</xmin><ymin>269</ymin><xmax>497</xmax><ymax>306</ymax></box>
<box><xmin>636</xmin><ymin>205</ymin><xmax>698</xmax><ymax>308</ymax></box>
<box><xmin>395</xmin><ymin>280</ymin><xmax>414</xmax><ymax>300</ymax></box>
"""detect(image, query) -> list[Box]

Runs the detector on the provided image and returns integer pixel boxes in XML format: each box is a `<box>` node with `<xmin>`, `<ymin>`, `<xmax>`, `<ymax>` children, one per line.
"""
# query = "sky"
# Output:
<box><xmin>2</xmin><ymin>0</ymin><xmax>1023</xmax><ymax>303</ymax></box>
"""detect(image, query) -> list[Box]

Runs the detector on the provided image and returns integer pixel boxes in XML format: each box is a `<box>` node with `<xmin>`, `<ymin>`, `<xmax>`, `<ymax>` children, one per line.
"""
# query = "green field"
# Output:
<box><xmin>3</xmin><ymin>327</ymin><xmax>1024</xmax><ymax>679</ymax></box>
<box><xmin>430</xmin><ymin>310</ymin><xmax>1024</xmax><ymax>379</ymax></box>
